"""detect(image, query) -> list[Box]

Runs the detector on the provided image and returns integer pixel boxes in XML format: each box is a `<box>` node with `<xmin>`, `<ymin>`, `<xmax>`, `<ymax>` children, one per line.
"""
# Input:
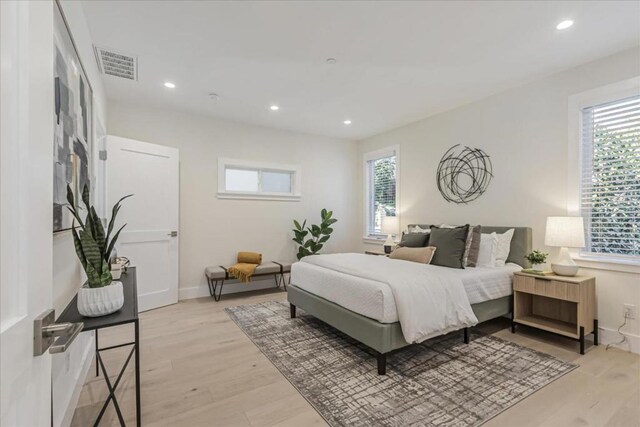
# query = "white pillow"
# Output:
<box><xmin>408</xmin><ymin>225</ymin><xmax>430</xmax><ymax>234</ymax></box>
<box><xmin>476</xmin><ymin>232</ymin><xmax>497</xmax><ymax>268</ymax></box>
<box><xmin>494</xmin><ymin>229</ymin><xmax>515</xmax><ymax>267</ymax></box>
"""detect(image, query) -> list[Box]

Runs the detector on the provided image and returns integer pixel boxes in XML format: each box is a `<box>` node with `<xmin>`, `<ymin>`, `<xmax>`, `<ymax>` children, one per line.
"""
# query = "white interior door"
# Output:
<box><xmin>106</xmin><ymin>135</ymin><xmax>179</xmax><ymax>312</ymax></box>
<box><xmin>1</xmin><ymin>1</ymin><xmax>54</xmax><ymax>425</ymax></box>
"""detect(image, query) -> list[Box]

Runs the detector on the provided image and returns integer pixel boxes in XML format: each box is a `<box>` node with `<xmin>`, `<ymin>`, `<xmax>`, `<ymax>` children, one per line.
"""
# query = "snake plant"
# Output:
<box><xmin>67</xmin><ymin>183</ymin><xmax>132</xmax><ymax>288</ymax></box>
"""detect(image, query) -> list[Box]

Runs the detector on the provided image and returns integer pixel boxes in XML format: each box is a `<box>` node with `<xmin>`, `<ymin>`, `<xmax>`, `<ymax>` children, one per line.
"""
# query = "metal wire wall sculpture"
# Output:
<box><xmin>436</xmin><ymin>144</ymin><xmax>493</xmax><ymax>204</ymax></box>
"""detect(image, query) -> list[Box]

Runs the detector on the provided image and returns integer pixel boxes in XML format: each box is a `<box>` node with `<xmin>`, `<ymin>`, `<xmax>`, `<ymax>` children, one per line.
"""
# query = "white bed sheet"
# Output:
<box><xmin>291</xmin><ymin>260</ymin><xmax>520</xmax><ymax>324</ymax></box>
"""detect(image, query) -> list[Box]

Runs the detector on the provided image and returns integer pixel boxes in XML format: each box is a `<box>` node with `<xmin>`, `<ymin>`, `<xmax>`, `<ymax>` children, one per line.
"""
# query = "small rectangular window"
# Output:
<box><xmin>218</xmin><ymin>158</ymin><xmax>300</xmax><ymax>201</ymax></box>
<box><xmin>225</xmin><ymin>168</ymin><xmax>259</xmax><ymax>193</ymax></box>
<box><xmin>262</xmin><ymin>170</ymin><xmax>293</xmax><ymax>193</ymax></box>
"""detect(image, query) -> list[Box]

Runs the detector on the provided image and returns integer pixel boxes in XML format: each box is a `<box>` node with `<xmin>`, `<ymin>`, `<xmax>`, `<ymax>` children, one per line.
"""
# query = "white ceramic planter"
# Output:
<box><xmin>77</xmin><ymin>281</ymin><xmax>124</xmax><ymax>317</ymax></box>
<box><xmin>531</xmin><ymin>263</ymin><xmax>545</xmax><ymax>271</ymax></box>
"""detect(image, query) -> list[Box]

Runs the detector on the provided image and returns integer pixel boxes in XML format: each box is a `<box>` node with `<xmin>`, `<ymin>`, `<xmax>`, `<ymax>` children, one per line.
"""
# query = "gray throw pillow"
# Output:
<box><xmin>429</xmin><ymin>225</ymin><xmax>470</xmax><ymax>269</ymax></box>
<box><xmin>465</xmin><ymin>225</ymin><xmax>482</xmax><ymax>267</ymax></box>
<box><xmin>397</xmin><ymin>232</ymin><xmax>429</xmax><ymax>248</ymax></box>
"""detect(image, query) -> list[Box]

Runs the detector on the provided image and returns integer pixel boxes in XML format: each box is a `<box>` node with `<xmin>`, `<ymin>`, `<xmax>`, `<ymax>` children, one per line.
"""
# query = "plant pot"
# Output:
<box><xmin>531</xmin><ymin>263</ymin><xmax>545</xmax><ymax>272</ymax></box>
<box><xmin>77</xmin><ymin>281</ymin><xmax>124</xmax><ymax>317</ymax></box>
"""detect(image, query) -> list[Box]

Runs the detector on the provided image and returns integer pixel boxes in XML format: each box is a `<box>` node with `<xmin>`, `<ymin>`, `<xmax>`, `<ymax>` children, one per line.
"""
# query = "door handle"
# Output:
<box><xmin>168</xmin><ymin>231</ymin><xmax>178</xmax><ymax>237</ymax></box>
<box><xmin>34</xmin><ymin>309</ymin><xmax>84</xmax><ymax>356</ymax></box>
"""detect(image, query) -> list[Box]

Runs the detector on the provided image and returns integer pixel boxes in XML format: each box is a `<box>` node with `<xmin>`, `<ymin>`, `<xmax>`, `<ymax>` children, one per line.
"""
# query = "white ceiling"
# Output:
<box><xmin>81</xmin><ymin>1</ymin><xmax>640</xmax><ymax>140</ymax></box>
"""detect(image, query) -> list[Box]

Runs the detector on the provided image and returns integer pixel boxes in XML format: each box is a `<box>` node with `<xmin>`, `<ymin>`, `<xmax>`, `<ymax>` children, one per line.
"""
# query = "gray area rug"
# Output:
<box><xmin>225</xmin><ymin>301</ymin><xmax>577</xmax><ymax>427</ymax></box>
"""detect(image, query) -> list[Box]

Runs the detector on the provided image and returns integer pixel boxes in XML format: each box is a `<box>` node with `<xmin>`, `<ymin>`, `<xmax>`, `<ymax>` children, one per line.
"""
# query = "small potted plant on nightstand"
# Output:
<box><xmin>67</xmin><ymin>183</ymin><xmax>132</xmax><ymax>317</ymax></box>
<box><xmin>524</xmin><ymin>250</ymin><xmax>549</xmax><ymax>273</ymax></box>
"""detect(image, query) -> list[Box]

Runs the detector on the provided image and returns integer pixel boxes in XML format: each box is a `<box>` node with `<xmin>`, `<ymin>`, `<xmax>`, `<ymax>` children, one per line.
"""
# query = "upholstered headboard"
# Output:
<box><xmin>407</xmin><ymin>224</ymin><xmax>532</xmax><ymax>268</ymax></box>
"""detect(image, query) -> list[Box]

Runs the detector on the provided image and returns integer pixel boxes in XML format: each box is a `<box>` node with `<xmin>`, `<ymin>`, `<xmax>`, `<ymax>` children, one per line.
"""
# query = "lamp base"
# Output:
<box><xmin>550</xmin><ymin>263</ymin><xmax>579</xmax><ymax>276</ymax></box>
<box><xmin>551</xmin><ymin>247</ymin><xmax>579</xmax><ymax>276</ymax></box>
<box><xmin>382</xmin><ymin>234</ymin><xmax>395</xmax><ymax>254</ymax></box>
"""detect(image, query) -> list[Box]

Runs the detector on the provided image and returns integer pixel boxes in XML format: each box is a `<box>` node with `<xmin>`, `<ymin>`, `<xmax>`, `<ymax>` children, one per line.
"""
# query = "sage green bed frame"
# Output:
<box><xmin>287</xmin><ymin>225</ymin><xmax>532</xmax><ymax>375</ymax></box>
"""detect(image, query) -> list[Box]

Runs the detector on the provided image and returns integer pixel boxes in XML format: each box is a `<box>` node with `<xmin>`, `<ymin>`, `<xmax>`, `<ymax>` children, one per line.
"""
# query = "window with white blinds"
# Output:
<box><xmin>580</xmin><ymin>95</ymin><xmax>640</xmax><ymax>258</ymax></box>
<box><xmin>365</xmin><ymin>146</ymin><xmax>398</xmax><ymax>237</ymax></box>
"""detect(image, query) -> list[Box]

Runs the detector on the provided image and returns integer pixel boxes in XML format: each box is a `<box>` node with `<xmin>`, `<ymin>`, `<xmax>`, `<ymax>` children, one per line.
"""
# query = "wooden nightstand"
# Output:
<box><xmin>512</xmin><ymin>271</ymin><xmax>597</xmax><ymax>354</ymax></box>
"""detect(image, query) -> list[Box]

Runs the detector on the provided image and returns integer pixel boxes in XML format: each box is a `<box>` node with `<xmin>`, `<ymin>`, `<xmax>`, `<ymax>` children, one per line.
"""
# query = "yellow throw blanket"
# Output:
<box><xmin>228</xmin><ymin>252</ymin><xmax>262</xmax><ymax>283</ymax></box>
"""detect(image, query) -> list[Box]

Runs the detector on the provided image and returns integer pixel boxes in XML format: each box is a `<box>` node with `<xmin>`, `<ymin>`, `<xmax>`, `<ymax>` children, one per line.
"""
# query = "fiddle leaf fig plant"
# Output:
<box><xmin>67</xmin><ymin>183</ymin><xmax>132</xmax><ymax>288</ymax></box>
<box><xmin>292</xmin><ymin>209</ymin><xmax>337</xmax><ymax>260</ymax></box>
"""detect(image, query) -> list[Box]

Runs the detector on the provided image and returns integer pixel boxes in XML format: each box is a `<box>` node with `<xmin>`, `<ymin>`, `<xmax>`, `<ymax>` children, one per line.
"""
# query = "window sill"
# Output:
<box><xmin>363</xmin><ymin>236</ymin><xmax>385</xmax><ymax>245</ymax></box>
<box><xmin>573</xmin><ymin>254</ymin><xmax>640</xmax><ymax>274</ymax></box>
<box><xmin>217</xmin><ymin>191</ymin><xmax>301</xmax><ymax>202</ymax></box>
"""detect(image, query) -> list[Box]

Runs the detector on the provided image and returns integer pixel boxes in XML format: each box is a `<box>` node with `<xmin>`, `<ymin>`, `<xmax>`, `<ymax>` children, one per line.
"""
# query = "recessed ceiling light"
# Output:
<box><xmin>556</xmin><ymin>20</ymin><xmax>574</xmax><ymax>30</ymax></box>
<box><xmin>343</xmin><ymin>120</ymin><xmax>352</xmax><ymax>125</ymax></box>
<box><xmin>326</xmin><ymin>58</ymin><xmax>337</xmax><ymax>64</ymax></box>
<box><xmin>270</xmin><ymin>105</ymin><xmax>279</xmax><ymax>111</ymax></box>
<box><xmin>164</xmin><ymin>82</ymin><xmax>176</xmax><ymax>88</ymax></box>
<box><xmin>208</xmin><ymin>93</ymin><xmax>219</xmax><ymax>100</ymax></box>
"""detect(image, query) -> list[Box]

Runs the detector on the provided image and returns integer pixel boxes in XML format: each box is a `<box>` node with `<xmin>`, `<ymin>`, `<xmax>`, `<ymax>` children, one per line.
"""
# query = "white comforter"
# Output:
<box><xmin>301</xmin><ymin>253</ymin><xmax>478</xmax><ymax>343</ymax></box>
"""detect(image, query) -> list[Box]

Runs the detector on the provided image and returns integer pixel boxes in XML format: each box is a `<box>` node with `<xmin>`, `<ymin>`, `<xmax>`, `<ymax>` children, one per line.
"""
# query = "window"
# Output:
<box><xmin>580</xmin><ymin>95</ymin><xmax>639</xmax><ymax>258</ymax></box>
<box><xmin>364</xmin><ymin>146</ymin><xmax>399</xmax><ymax>238</ymax></box>
<box><xmin>218</xmin><ymin>158</ymin><xmax>300</xmax><ymax>201</ymax></box>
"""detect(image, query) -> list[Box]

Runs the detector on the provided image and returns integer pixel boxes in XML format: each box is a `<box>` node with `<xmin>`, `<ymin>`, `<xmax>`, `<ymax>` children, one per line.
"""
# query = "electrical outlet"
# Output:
<box><xmin>65</xmin><ymin>352</ymin><xmax>71</xmax><ymax>373</ymax></box>
<box><xmin>623</xmin><ymin>304</ymin><xmax>636</xmax><ymax>320</ymax></box>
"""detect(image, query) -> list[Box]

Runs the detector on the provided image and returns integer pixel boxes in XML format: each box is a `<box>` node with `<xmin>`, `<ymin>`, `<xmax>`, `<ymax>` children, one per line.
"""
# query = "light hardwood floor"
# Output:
<box><xmin>71</xmin><ymin>289</ymin><xmax>640</xmax><ymax>427</ymax></box>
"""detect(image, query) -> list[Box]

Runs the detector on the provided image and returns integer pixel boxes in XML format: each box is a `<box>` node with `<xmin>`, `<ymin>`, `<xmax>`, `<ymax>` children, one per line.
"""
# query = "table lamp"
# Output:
<box><xmin>545</xmin><ymin>216</ymin><xmax>585</xmax><ymax>276</ymax></box>
<box><xmin>381</xmin><ymin>216</ymin><xmax>399</xmax><ymax>254</ymax></box>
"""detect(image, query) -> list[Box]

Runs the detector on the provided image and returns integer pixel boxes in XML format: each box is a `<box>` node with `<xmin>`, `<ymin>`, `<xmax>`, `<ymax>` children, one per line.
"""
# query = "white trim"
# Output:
<box><xmin>58</xmin><ymin>334</ymin><xmax>95</xmax><ymax>427</ymax></box>
<box><xmin>363</xmin><ymin>145</ymin><xmax>400</xmax><ymax>239</ymax></box>
<box><xmin>573</xmin><ymin>253</ymin><xmax>640</xmax><ymax>274</ymax></box>
<box><xmin>217</xmin><ymin>157</ymin><xmax>301</xmax><ymax>200</ymax></box>
<box><xmin>598</xmin><ymin>326</ymin><xmax>640</xmax><ymax>355</ymax></box>
<box><xmin>217</xmin><ymin>192</ymin><xmax>301</xmax><ymax>202</ymax></box>
<box><xmin>567</xmin><ymin>77</ymin><xmax>640</xmax><ymax>267</ymax></box>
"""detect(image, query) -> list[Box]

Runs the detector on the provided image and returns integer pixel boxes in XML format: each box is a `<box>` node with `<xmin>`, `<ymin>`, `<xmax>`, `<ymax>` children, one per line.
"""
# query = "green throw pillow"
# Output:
<box><xmin>429</xmin><ymin>225</ymin><xmax>470</xmax><ymax>269</ymax></box>
<box><xmin>397</xmin><ymin>232</ymin><xmax>429</xmax><ymax>248</ymax></box>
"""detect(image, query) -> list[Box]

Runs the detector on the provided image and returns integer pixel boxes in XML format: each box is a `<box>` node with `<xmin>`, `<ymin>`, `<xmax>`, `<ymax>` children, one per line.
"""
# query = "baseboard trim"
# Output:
<box><xmin>59</xmin><ymin>332</ymin><xmax>95</xmax><ymax>427</ymax></box>
<box><xmin>598</xmin><ymin>326</ymin><xmax>640</xmax><ymax>354</ymax></box>
<box><xmin>179</xmin><ymin>278</ymin><xmax>282</xmax><ymax>300</ymax></box>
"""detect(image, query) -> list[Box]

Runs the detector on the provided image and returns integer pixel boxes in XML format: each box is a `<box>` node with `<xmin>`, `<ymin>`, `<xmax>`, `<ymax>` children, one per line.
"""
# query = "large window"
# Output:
<box><xmin>217</xmin><ymin>158</ymin><xmax>301</xmax><ymax>201</ymax></box>
<box><xmin>580</xmin><ymin>95</ymin><xmax>639</xmax><ymax>258</ymax></box>
<box><xmin>364</xmin><ymin>146</ymin><xmax>398</xmax><ymax>237</ymax></box>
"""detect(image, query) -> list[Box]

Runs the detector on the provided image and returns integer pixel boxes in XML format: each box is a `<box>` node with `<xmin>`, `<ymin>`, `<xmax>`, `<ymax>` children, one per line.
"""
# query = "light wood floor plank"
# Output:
<box><xmin>70</xmin><ymin>288</ymin><xmax>640</xmax><ymax>427</ymax></box>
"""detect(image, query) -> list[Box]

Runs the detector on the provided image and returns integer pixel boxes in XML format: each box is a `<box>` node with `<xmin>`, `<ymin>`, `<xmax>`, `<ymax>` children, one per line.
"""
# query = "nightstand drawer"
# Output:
<box><xmin>546</xmin><ymin>280</ymin><xmax>580</xmax><ymax>302</ymax></box>
<box><xmin>513</xmin><ymin>275</ymin><xmax>535</xmax><ymax>293</ymax></box>
<box><xmin>513</xmin><ymin>275</ymin><xmax>579</xmax><ymax>302</ymax></box>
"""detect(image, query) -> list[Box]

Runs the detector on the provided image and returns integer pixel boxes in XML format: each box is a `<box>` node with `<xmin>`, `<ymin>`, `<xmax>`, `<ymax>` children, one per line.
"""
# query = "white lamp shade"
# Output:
<box><xmin>381</xmin><ymin>216</ymin><xmax>400</xmax><ymax>235</ymax></box>
<box><xmin>545</xmin><ymin>216</ymin><xmax>585</xmax><ymax>248</ymax></box>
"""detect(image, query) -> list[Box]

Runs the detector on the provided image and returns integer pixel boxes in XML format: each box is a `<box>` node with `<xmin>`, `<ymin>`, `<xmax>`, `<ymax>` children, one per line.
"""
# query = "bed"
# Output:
<box><xmin>287</xmin><ymin>225</ymin><xmax>532</xmax><ymax>375</ymax></box>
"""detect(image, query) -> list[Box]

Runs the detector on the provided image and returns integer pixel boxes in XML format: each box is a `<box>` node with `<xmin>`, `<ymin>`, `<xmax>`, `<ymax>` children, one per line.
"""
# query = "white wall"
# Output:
<box><xmin>52</xmin><ymin>2</ymin><xmax>108</xmax><ymax>426</ymax></box>
<box><xmin>107</xmin><ymin>101</ymin><xmax>359</xmax><ymax>298</ymax></box>
<box><xmin>357</xmin><ymin>47</ymin><xmax>640</xmax><ymax>352</ymax></box>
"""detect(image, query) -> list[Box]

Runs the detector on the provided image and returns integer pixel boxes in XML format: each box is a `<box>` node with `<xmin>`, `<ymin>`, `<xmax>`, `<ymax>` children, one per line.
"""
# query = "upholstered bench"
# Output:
<box><xmin>204</xmin><ymin>261</ymin><xmax>292</xmax><ymax>301</ymax></box>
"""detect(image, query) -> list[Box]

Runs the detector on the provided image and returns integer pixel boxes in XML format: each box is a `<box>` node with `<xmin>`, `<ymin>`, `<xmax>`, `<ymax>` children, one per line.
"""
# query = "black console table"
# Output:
<box><xmin>58</xmin><ymin>267</ymin><xmax>141</xmax><ymax>426</ymax></box>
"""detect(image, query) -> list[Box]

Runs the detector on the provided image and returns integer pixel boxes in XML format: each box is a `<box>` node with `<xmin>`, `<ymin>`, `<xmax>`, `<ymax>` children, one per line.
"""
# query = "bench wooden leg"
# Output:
<box><xmin>463</xmin><ymin>327</ymin><xmax>470</xmax><ymax>344</ymax></box>
<box><xmin>290</xmin><ymin>304</ymin><xmax>296</xmax><ymax>319</ymax></box>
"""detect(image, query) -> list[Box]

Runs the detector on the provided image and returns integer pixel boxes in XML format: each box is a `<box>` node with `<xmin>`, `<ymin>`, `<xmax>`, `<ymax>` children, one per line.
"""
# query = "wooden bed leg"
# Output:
<box><xmin>463</xmin><ymin>327</ymin><xmax>470</xmax><ymax>344</ymax></box>
<box><xmin>377</xmin><ymin>353</ymin><xmax>387</xmax><ymax>375</ymax></box>
<box><xmin>290</xmin><ymin>303</ymin><xmax>296</xmax><ymax>319</ymax></box>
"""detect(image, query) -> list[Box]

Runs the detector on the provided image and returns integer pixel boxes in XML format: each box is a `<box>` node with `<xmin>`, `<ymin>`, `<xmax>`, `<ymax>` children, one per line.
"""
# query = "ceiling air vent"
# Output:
<box><xmin>94</xmin><ymin>46</ymin><xmax>137</xmax><ymax>80</ymax></box>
